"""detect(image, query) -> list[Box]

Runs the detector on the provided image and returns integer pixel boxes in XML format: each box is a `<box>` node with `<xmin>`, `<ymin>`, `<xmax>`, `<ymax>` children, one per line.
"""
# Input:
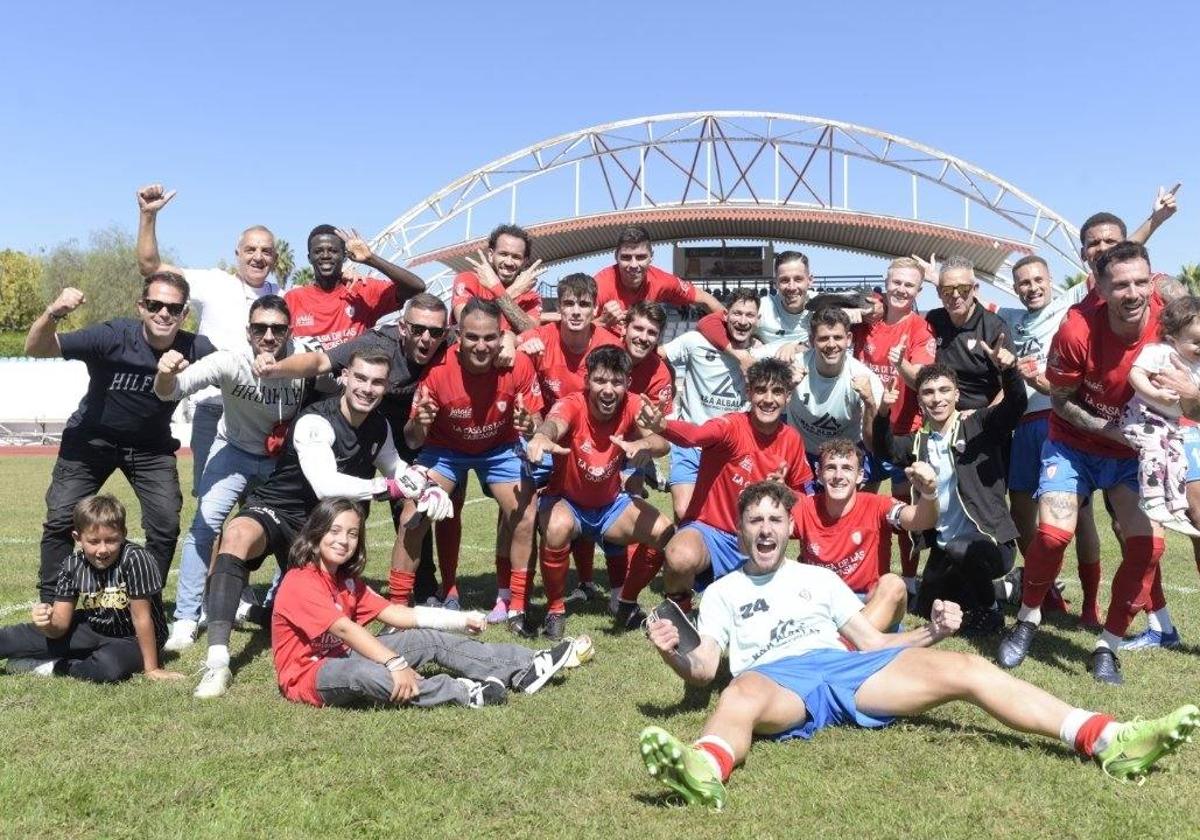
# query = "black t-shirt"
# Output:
<box><xmin>925</xmin><ymin>305</ymin><xmax>1015</xmax><ymax>410</ymax></box>
<box><xmin>53</xmin><ymin>541</ymin><xmax>167</xmax><ymax>641</ymax></box>
<box><xmin>246</xmin><ymin>395</ymin><xmax>390</xmax><ymax>520</ymax></box>
<box><xmin>58</xmin><ymin>318</ymin><xmax>216</xmax><ymax>452</ymax></box>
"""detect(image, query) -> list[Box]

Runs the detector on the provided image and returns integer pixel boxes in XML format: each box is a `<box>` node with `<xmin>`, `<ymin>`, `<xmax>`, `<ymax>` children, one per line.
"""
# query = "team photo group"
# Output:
<box><xmin>2</xmin><ymin>181</ymin><xmax>1197</xmax><ymax>809</ymax></box>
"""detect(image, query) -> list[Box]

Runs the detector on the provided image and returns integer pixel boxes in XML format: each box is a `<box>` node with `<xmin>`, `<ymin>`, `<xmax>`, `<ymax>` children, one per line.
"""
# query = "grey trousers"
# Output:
<box><xmin>315</xmin><ymin>629</ymin><xmax>535</xmax><ymax>708</ymax></box>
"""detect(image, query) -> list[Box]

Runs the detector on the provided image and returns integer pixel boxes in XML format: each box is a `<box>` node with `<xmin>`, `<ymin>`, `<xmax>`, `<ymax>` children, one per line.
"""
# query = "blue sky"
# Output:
<box><xmin>2</xmin><ymin>0</ymin><xmax>1196</xmax><ymax>301</ymax></box>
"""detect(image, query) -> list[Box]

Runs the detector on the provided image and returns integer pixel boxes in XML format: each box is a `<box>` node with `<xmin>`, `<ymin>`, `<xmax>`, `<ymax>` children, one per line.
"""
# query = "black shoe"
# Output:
<box><xmin>613</xmin><ymin>600</ymin><xmax>647</xmax><ymax>632</ymax></box>
<box><xmin>961</xmin><ymin>607</ymin><xmax>1004</xmax><ymax>638</ymax></box>
<box><xmin>479</xmin><ymin>676</ymin><xmax>508</xmax><ymax>706</ymax></box>
<box><xmin>997</xmin><ymin>620</ymin><xmax>1038</xmax><ymax>669</ymax></box>
<box><xmin>1090</xmin><ymin>648</ymin><xmax>1124</xmax><ymax>686</ymax></box>
<box><xmin>513</xmin><ymin>640</ymin><xmax>574</xmax><ymax>694</ymax></box>
<box><xmin>542</xmin><ymin>611</ymin><xmax>568</xmax><ymax>642</ymax></box>
<box><xmin>506</xmin><ymin>612</ymin><xmax>537</xmax><ymax>639</ymax></box>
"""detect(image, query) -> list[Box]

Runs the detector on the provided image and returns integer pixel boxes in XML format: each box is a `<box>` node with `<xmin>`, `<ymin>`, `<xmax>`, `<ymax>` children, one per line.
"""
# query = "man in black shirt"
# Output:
<box><xmin>924</xmin><ymin>256</ymin><xmax>1015</xmax><ymax>410</ymax></box>
<box><xmin>24</xmin><ymin>273</ymin><xmax>215</xmax><ymax>600</ymax></box>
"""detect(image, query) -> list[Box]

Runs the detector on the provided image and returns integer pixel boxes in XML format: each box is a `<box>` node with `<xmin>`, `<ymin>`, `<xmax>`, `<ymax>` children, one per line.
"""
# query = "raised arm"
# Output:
<box><xmin>24</xmin><ymin>288</ymin><xmax>86</xmax><ymax>358</ymax></box>
<box><xmin>1129</xmin><ymin>183</ymin><xmax>1179</xmax><ymax>245</ymax></box>
<box><xmin>692</xmin><ymin>287</ymin><xmax>725</xmax><ymax>315</ymax></box>
<box><xmin>135</xmin><ymin>183</ymin><xmax>180</xmax><ymax>277</ymax></box>
<box><xmin>896</xmin><ymin>462</ymin><xmax>939</xmax><ymax>531</ymax></box>
<box><xmin>254</xmin><ymin>348</ymin><xmax>332</xmax><ymax>379</ymax></box>
<box><xmin>338</xmin><ymin>227</ymin><xmax>426</xmax><ymax>299</ymax></box>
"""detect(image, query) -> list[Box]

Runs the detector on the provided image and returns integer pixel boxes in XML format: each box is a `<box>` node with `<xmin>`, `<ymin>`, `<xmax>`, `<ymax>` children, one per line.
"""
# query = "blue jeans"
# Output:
<box><xmin>189</xmin><ymin>401</ymin><xmax>223</xmax><ymax>495</ymax></box>
<box><xmin>175</xmin><ymin>438</ymin><xmax>277</xmax><ymax>622</ymax></box>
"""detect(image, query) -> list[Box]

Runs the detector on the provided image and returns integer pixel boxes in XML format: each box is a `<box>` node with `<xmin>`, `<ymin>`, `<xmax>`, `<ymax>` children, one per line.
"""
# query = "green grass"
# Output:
<box><xmin>1</xmin><ymin>454</ymin><xmax>1199</xmax><ymax>839</ymax></box>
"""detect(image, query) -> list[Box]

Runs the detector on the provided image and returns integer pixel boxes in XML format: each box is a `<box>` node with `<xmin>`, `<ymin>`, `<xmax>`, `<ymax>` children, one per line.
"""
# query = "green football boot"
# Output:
<box><xmin>639</xmin><ymin>726</ymin><xmax>727</xmax><ymax>810</ymax></box>
<box><xmin>1096</xmin><ymin>704</ymin><xmax>1199</xmax><ymax>781</ymax></box>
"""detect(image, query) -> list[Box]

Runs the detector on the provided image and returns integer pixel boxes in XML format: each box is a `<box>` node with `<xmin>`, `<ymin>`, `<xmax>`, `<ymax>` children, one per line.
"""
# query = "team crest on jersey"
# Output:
<box><xmin>297</xmin><ymin>313</ymin><xmax>315</xmax><ymax>327</ymax></box>
<box><xmin>797</xmin><ymin>588</ymin><xmax>812</xmax><ymax>601</ymax></box>
<box><xmin>345</xmin><ymin>304</ymin><xmax>356</xmax><ymax>318</ymax></box>
<box><xmin>967</xmin><ymin>338</ymin><xmax>978</xmax><ymax>351</ymax></box>
<box><xmin>738</xmin><ymin>456</ymin><xmax>753</xmax><ymax>471</ymax></box>
<box><xmin>851</xmin><ymin>531</ymin><xmax>862</xmax><ymax>545</ymax></box>
<box><xmin>581</xmin><ymin>440</ymin><xmax>594</xmax><ymax>454</ymax></box>
<box><xmin>705</xmin><ymin>352</ymin><xmax>717</xmax><ymax>362</ymax></box>
<box><xmin>497</xmin><ymin>400</ymin><xmax>508</xmax><ymax>413</ymax></box>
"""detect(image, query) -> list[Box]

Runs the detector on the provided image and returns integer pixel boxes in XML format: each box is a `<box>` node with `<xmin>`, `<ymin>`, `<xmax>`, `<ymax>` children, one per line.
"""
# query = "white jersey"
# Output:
<box><xmin>767</xmin><ymin>349</ymin><xmax>883</xmax><ymax>452</ymax></box>
<box><xmin>997</xmin><ymin>283</ymin><xmax>1088</xmax><ymax>416</ymax></box>
<box><xmin>663</xmin><ymin>331</ymin><xmax>749</xmax><ymax>423</ymax></box>
<box><xmin>755</xmin><ymin>295</ymin><xmax>811</xmax><ymax>349</ymax></box>
<box><xmin>698</xmin><ymin>559</ymin><xmax>865</xmax><ymax>676</ymax></box>
<box><xmin>182</xmin><ymin>268</ymin><xmax>281</xmax><ymax>405</ymax></box>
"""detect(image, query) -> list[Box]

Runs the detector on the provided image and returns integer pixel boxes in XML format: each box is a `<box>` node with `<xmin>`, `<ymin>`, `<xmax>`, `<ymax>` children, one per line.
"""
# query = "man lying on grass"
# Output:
<box><xmin>639</xmin><ymin>480</ymin><xmax>1198</xmax><ymax>809</ymax></box>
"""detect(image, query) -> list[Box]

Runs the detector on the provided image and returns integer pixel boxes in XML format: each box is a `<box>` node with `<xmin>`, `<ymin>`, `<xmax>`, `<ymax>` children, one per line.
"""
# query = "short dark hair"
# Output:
<box><xmin>915</xmin><ymin>362</ymin><xmax>959</xmax><ymax>392</ymax></box>
<box><xmin>347</xmin><ymin>347</ymin><xmax>394</xmax><ymax>374</ymax></box>
<box><xmin>727</xmin><ymin>288</ymin><xmax>761</xmax><ymax>310</ymax></box>
<box><xmin>774</xmin><ymin>250</ymin><xmax>810</xmax><ymax>271</ymax></box>
<box><xmin>488</xmin><ymin>224</ymin><xmax>533</xmax><ymax>260</ymax></box>
<box><xmin>627</xmin><ymin>301</ymin><xmax>667</xmax><ymax>332</ymax></box>
<box><xmin>459</xmin><ymin>297</ymin><xmax>503</xmax><ymax>327</ymax></box>
<box><xmin>737</xmin><ymin>481</ymin><xmax>797</xmax><ymax>521</ymax></box>
<box><xmin>810</xmin><ymin>305</ymin><xmax>851</xmax><ymax>333</ymax></box>
<box><xmin>817</xmin><ymin>438</ymin><xmax>862</xmax><ymax>468</ymax></box>
<box><xmin>585</xmin><ymin>345</ymin><xmax>633</xmax><ymax>378</ymax></box>
<box><xmin>557</xmin><ymin>272</ymin><xmax>597</xmax><ymax>304</ymax></box>
<box><xmin>1011</xmin><ymin>255</ymin><xmax>1049</xmax><ymax>278</ymax></box>
<box><xmin>404</xmin><ymin>292</ymin><xmax>448</xmax><ymax>317</ymax></box>
<box><xmin>1079</xmin><ymin>212</ymin><xmax>1127</xmax><ymax>245</ymax></box>
<box><xmin>289</xmin><ymin>498</ymin><xmax>368</xmax><ymax>578</ymax></box>
<box><xmin>1096</xmin><ymin>241</ymin><xmax>1150</xmax><ymax>282</ymax></box>
<box><xmin>745</xmin><ymin>358</ymin><xmax>793</xmax><ymax>391</ymax></box>
<box><xmin>73</xmin><ymin>494</ymin><xmax>127</xmax><ymax>534</ymax></box>
<box><xmin>307</xmin><ymin>224</ymin><xmax>339</xmax><ymax>248</ymax></box>
<box><xmin>615</xmin><ymin>226</ymin><xmax>652</xmax><ymax>251</ymax></box>
<box><xmin>249</xmin><ymin>294</ymin><xmax>290</xmax><ymax>322</ymax></box>
<box><xmin>1159</xmin><ymin>295</ymin><xmax>1200</xmax><ymax>341</ymax></box>
<box><xmin>143</xmin><ymin>271</ymin><xmax>190</xmax><ymax>303</ymax></box>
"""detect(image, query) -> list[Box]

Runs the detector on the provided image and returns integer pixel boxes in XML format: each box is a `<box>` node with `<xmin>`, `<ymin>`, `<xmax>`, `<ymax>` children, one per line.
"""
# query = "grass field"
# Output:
<box><xmin>1</xmin><ymin>453</ymin><xmax>1199</xmax><ymax>839</ymax></box>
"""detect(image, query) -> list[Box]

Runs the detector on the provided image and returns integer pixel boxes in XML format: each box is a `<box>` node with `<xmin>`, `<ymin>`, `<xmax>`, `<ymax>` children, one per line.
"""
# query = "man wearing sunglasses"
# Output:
<box><xmin>152</xmin><ymin>295</ymin><xmax>308</xmax><ymax>652</ymax></box>
<box><xmin>24</xmin><ymin>272</ymin><xmax>215</xmax><ymax>601</ymax></box>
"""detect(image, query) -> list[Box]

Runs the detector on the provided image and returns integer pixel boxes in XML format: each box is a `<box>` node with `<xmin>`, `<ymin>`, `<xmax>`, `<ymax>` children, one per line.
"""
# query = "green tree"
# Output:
<box><xmin>290</xmin><ymin>266</ymin><xmax>314</xmax><ymax>288</ymax></box>
<box><xmin>1064</xmin><ymin>271</ymin><xmax>1088</xmax><ymax>288</ymax></box>
<box><xmin>273</xmin><ymin>239</ymin><xmax>295</xmax><ymax>287</ymax></box>
<box><xmin>1180</xmin><ymin>263</ymin><xmax>1200</xmax><ymax>294</ymax></box>
<box><xmin>0</xmin><ymin>249</ymin><xmax>46</xmax><ymax>330</ymax></box>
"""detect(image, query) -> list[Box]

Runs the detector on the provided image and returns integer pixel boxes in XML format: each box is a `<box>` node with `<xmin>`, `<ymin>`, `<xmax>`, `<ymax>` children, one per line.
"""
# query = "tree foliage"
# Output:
<box><xmin>0</xmin><ymin>249</ymin><xmax>46</xmax><ymax>330</ymax></box>
<box><xmin>1180</xmin><ymin>263</ymin><xmax>1200</xmax><ymax>294</ymax></box>
<box><xmin>289</xmin><ymin>266</ymin><xmax>314</xmax><ymax>289</ymax></box>
<box><xmin>1064</xmin><ymin>271</ymin><xmax>1088</xmax><ymax>288</ymax></box>
<box><xmin>274</xmin><ymin>239</ymin><xmax>295</xmax><ymax>287</ymax></box>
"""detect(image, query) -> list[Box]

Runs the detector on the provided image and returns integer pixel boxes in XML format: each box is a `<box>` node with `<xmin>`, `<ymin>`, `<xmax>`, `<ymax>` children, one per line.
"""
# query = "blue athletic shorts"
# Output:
<box><xmin>1184</xmin><ymin>426</ymin><xmax>1200</xmax><ymax>483</ymax></box>
<box><xmin>1036</xmin><ymin>437</ymin><xmax>1138</xmax><ymax>498</ymax></box>
<box><xmin>539</xmin><ymin>494</ymin><xmax>633</xmax><ymax>557</ymax></box>
<box><xmin>1009</xmin><ymin>414</ymin><xmax>1049</xmax><ymax>494</ymax></box>
<box><xmin>681</xmin><ymin>520</ymin><xmax>746</xmax><ymax>590</ymax></box>
<box><xmin>669</xmin><ymin>443</ymin><xmax>700</xmax><ymax>486</ymax></box>
<box><xmin>516</xmin><ymin>439</ymin><xmax>554</xmax><ymax>489</ymax></box>
<box><xmin>417</xmin><ymin>442</ymin><xmax>525</xmax><ymax>489</ymax></box>
<box><xmin>749</xmin><ymin>648</ymin><xmax>906</xmax><ymax>740</ymax></box>
<box><xmin>862</xmin><ymin>451</ymin><xmax>906</xmax><ymax>485</ymax></box>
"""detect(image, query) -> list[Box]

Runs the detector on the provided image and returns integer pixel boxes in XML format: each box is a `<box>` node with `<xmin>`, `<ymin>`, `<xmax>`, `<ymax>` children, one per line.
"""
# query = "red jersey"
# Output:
<box><xmin>629</xmin><ymin>352</ymin><xmax>674</xmax><ymax>407</ymax></box>
<box><xmin>669</xmin><ymin>412</ymin><xmax>812</xmax><ymax>531</ymax></box>
<box><xmin>792</xmin><ymin>493</ymin><xmax>904</xmax><ymax>593</ymax></box>
<box><xmin>416</xmin><ymin>349</ymin><xmax>543</xmax><ymax>454</ymax></box>
<box><xmin>522</xmin><ymin>323</ymin><xmax>622</xmax><ymax>407</ymax></box>
<box><xmin>1046</xmin><ymin>293</ymin><xmax>1163</xmax><ymax>458</ymax></box>
<box><xmin>271</xmin><ymin>565</ymin><xmax>389</xmax><ymax>706</ymax></box>
<box><xmin>545</xmin><ymin>391</ymin><xmax>643</xmax><ymax>508</ymax></box>
<box><xmin>452</xmin><ymin>271</ymin><xmax>543</xmax><ymax>331</ymax></box>
<box><xmin>853</xmin><ymin>313</ymin><xmax>936</xmax><ymax>434</ymax></box>
<box><xmin>594</xmin><ymin>264</ymin><xmax>698</xmax><ymax>316</ymax></box>
<box><xmin>286</xmin><ymin>276</ymin><xmax>398</xmax><ymax>350</ymax></box>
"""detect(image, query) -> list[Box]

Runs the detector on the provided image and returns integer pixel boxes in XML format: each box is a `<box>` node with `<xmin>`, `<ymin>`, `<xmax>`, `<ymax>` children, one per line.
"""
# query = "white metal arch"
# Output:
<box><xmin>372</xmin><ymin>111</ymin><xmax>1084</xmax><ymax>291</ymax></box>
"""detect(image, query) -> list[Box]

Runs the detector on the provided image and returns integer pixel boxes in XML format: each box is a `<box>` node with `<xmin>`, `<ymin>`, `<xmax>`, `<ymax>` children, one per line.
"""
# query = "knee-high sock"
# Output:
<box><xmin>898</xmin><ymin>529</ymin><xmax>917</xmax><ymax>578</ymax></box>
<box><xmin>509</xmin><ymin>551</ymin><xmax>537</xmax><ymax>613</ymax></box>
<box><xmin>435</xmin><ymin>517</ymin><xmax>461</xmax><ymax>582</ymax></box>
<box><xmin>607</xmin><ymin>550</ymin><xmax>629</xmax><ymax>590</ymax></box>
<box><xmin>438</xmin><ymin>548</ymin><xmax>459</xmax><ymax>601</ymax></box>
<box><xmin>1104</xmin><ymin>535</ymin><xmax>1165</xmax><ymax>636</ymax></box>
<box><xmin>1078</xmin><ymin>561</ymin><xmax>1101</xmax><ymax>620</ymax></box>
<box><xmin>495</xmin><ymin>554</ymin><xmax>512</xmax><ymax>593</ymax></box>
<box><xmin>207</xmin><ymin>553</ymin><xmax>250</xmax><ymax>648</ymax></box>
<box><xmin>572</xmin><ymin>539</ymin><xmax>595</xmax><ymax>585</ymax></box>
<box><xmin>1149</xmin><ymin>562</ymin><xmax>1166</xmax><ymax>611</ymax></box>
<box><xmin>541</xmin><ymin>545</ymin><xmax>571</xmax><ymax>615</ymax></box>
<box><xmin>620</xmin><ymin>545</ymin><xmax>665</xmax><ymax>602</ymax></box>
<box><xmin>389</xmin><ymin>569</ymin><xmax>416</xmax><ymax>606</ymax></box>
<box><xmin>1021</xmin><ymin>524</ymin><xmax>1073</xmax><ymax>609</ymax></box>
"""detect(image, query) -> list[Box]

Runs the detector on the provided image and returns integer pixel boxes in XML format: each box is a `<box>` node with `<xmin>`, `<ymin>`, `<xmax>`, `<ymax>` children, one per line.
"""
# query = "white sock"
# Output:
<box><xmin>1096</xmin><ymin>631</ymin><xmax>1122</xmax><ymax>652</ymax></box>
<box><xmin>1147</xmin><ymin>611</ymin><xmax>1163</xmax><ymax>632</ymax></box>
<box><xmin>693</xmin><ymin>734</ymin><xmax>734</xmax><ymax>779</ymax></box>
<box><xmin>206</xmin><ymin>645</ymin><xmax>230</xmax><ymax>669</ymax></box>
<box><xmin>1153</xmin><ymin>608</ymin><xmax>1174</xmax><ymax>634</ymax></box>
<box><xmin>32</xmin><ymin>659</ymin><xmax>60</xmax><ymax>677</ymax></box>
<box><xmin>1058</xmin><ymin>708</ymin><xmax>1095</xmax><ymax>748</ymax></box>
<box><xmin>1016</xmin><ymin>604</ymin><xmax>1042</xmax><ymax>625</ymax></box>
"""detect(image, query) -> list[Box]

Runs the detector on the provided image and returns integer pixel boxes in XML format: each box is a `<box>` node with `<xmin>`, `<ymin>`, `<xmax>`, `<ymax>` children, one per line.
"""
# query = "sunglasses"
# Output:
<box><xmin>938</xmin><ymin>285</ymin><xmax>975</xmax><ymax>298</ymax></box>
<box><xmin>249</xmin><ymin>323</ymin><xmax>289</xmax><ymax>338</ymax></box>
<box><xmin>141</xmin><ymin>299</ymin><xmax>187</xmax><ymax>317</ymax></box>
<box><xmin>405</xmin><ymin>323</ymin><xmax>446</xmax><ymax>339</ymax></box>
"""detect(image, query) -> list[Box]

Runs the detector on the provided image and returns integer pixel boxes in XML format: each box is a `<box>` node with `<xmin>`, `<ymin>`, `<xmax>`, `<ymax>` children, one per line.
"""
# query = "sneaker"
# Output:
<box><xmin>564</xmin><ymin>635</ymin><xmax>595</xmax><ymax>669</ymax></box>
<box><xmin>1096</xmin><ymin>704</ymin><xmax>1200</xmax><ymax>781</ymax></box>
<box><xmin>613</xmin><ymin>600</ymin><xmax>647</xmax><ymax>632</ymax></box>
<box><xmin>1139</xmin><ymin>498</ymin><xmax>1174</xmax><ymax>524</ymax></box>
<box><xmin>164</xmin><ymin>619</ymin><xmax>199</xmax><ymax>653</ymax></box>
<box><xmin>513</xmin><ymin>640</ymin><xmax>573</xmax><ymax>694</ymax></box>
<box><xmin>5</xmin><ymin>657</ymin><xmax>59</xmax><ymax>676</ymax></box>
<box><xmin>565</xmin><ymin>581</ymin><xmax>605</xmax><ymax>604</ymax></box>
<box><xmin>506</xmin><ymin>611</ymin><xmax>537</xmax><ymax>639</ymax></box>
<box><xmin>458</xmin><ymin>676</ymin><xmax>508</xmax><ymax>708</ymax></box>
<box><xmin>638</xmin><ymin>726</ymin><xmax>727</xmax><ymax>810</ymax></box>
<box><xmin>1090</xmin><ymin>647</ymin><xmax>1123</xmax><ymax>685</ymax></box>
<box><xmin>234</xmin><ymin>588</ymin><xmax>264</xmax><ymax>628</ymax></box>
<box><xmin>486</xmin><ymin>597</ymin><xmax>510</xmax><ymax>624</ymax></box>
<box><xmin>1119</xmin><ymin>627</ymin><xmax>1182</xmax><ymax>651</ymax></box>
<box><xmin>442</xmin><ymin>596</ymin><xmax>461</xmax><ymax>612</ymax></box>
<box><xmin>608</xmin><ymin>589</ymin><xmax>622</xmax><ymax>616</ymax></box>
<box><xmin>542</xmin><ymin>611</ymin><xmax>568</xmax><ymax>642</ymax></box>
<box><xmin>960</xmin><ymin>606</ymin><xmax>1004</xmax><ymax>638</ymax></box>
<box><xmin>194</xmin><ymin>665</ymin><xmax>232</xmax><ymax>699</ymax></box>
<box><xmin>1164</xmin><ymin>516</ymin><xmax>1200</xmax><ymax>538</ymax></box>
<box><xmin>997</xmin><ymin>620</ymin><xmax>1038</xmax><ymax>669</ymax></box>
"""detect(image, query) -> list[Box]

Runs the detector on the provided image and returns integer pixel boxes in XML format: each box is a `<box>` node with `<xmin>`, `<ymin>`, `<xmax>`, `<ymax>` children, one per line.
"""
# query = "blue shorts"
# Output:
<box><xmin>750</xmin><ymin>648</ymin><xmax>906</xmax><ymax>740</ymax></box>
<box><xmin>539</xmin><ymin>494</ymin><xmax>633</xmax><ymax>557</ymax></box>
<box><xmin>669</xmin><ymin>444</ymin><xmax>700</xmax><ymax>486</ymax></box>
<box><xmin>681</xmin><ymin>520</ymin><xmax>746</xmax><ymax>590</ymax></box>
<box><xmin>1009</xmin><ymin>414</ymin><xmax>1049</xmax><ymax>494</ymax></box>
<box><xmin>1036</xmin><ymin>437</ymin><xmax>1138</xmax><ymax>498</ymax></box>
<box><xmin>1184</xmin><ymin>426</ymin><xmax>1200</xmax><ymax>483</ymax></box>
<box><xmin>417</xmin><ymin>442</ymin><xmax>525</xmax><ymax>489</ymax></box>
<box><xmin>516</xmin><ymin>439</ymin><xmax>554</xmax><ymax>489</ymax></box>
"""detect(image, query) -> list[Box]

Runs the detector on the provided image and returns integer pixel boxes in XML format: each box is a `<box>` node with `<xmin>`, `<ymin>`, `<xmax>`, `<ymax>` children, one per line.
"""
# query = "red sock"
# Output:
<box><xmin>388</xmin><ymin>569</ymin><xmax>416</xmax><ymax>606</ymax></box>
<box><xmin>621</xmin><ymin>545</ymin><xmax>664</xmax><ymax>601</ymax></box>
<box><xmin>1021</xmin><ymin>524</ymin><xmax>1073</xmax><ymax>609</ymax></box>
<box><xmin>606</xmin><ymin>551</ymin><xmax>628</xmax><ymax>590</ymax></box>
<box><xmin>438</xmin><ymin>549</ymin><xmax>459</xmax><ymax>602</ymax></box>
<box><xmin>1074</xmin><ymin>713</ymin><xmax>1117</xmax><ymax>757</ymax></box>
<box><xmin>510</xmin><ymin>552</ymin><xmax>537</xmax><ymax>613</ymax></box>
<box><xmin>1078</xmin><ymin>561</ymin><xmax>1101</xmax><ymax>623</ymax></box>
<box><xmin>1149</xmin><ymin>564</ymin><xmax>1166</xmax><ymax>611</ymax></box>
<box><xmin>495</xmin><ymin>554</ymin><xmax>512</xmax><ymax>592</ymax></box>
<box><xmin>667</xmin><ymin>590</ymin><xmax>694</xmax><ymax>615</ymax></box>
<box><xmin>572</xmin><ymin>539</ymin><xmax>595</xmax><ymax>585</ymax></box>
<box><xmin>898</xmin><ymin>529</ymin><xmax>917</xmax><ymax>578</ymax></box>
<box><xmin>541</xmin><ymin>544</ymin><xmax>571</xmax><ymax>614</ymax></box>
<box><xmin>694</xmin><ymin>736</ymin><xmax>734</xmax><ymax>781</ymax></box>
<box><xmin>435</xmin><ymin>516</ymin><xmax>462</xmax><ymax>579</ymax></box>
<box><xmin>1104</xmin><ymin>535</ymin><xmax>1164</xmax><ymax>636</ymax></box>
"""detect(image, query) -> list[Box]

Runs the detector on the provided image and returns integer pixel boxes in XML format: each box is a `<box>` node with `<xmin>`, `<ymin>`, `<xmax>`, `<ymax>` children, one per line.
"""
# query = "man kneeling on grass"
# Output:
<box><xmin>638</xmin><ymin>481</ymin><xmax>1197</xmax><ymax>809</ymax></box>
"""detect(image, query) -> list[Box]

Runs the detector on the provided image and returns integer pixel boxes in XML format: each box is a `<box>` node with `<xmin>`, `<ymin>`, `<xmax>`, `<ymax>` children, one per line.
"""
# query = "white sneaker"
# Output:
<box><xmin>564</xmin><ymin>635</ymin><xmax>595</xmax><ymax>669</ymax></box>
<box><xmin>164</xmin><ymin>619</ymin><xmax>199</xmax><ymax>653</ymax></box>
<box><xmin>6</xmin><ymin>657</ymin><xmax>59</xmax><ymax>676</ymax></box>
<box><xmin>194</xmin><ymin>665</ymin><xmax>232</xmax><ymax>699</ymax></box>
<box><xmin>1165</xmin><ymin>515</ymin><xmax>1200</xmax><ymax>538</ymax></box>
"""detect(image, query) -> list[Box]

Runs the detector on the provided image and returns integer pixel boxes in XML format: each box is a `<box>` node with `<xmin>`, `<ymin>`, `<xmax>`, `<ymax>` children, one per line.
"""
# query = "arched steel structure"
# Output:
<box><xmin>372</xmin><ymin>111</ymin><xmax>1084</xmax><ymax>295</ymax></box>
